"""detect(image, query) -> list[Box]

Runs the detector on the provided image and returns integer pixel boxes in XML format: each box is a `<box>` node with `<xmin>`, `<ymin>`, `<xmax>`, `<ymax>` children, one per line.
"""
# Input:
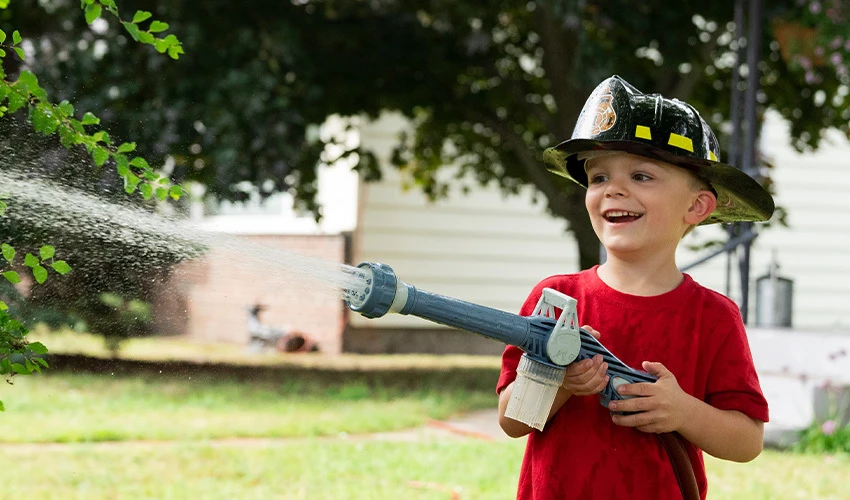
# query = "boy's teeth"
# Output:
<box><xmin>608</xmin><ymin>211</ymin><xmax>640</xmax><ymax>217</ymax></box>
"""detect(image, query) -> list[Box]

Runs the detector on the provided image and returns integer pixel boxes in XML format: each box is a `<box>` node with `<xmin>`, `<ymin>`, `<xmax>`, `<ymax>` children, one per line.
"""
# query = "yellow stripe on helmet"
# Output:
<box><xmin>635</xmin><ymin>125</ymin><xmax>652</xmax><ymax>140</ymax></box>
<box><xmin>668</xmin><ymin>133</ymin><xmax>694</xmax><ymax>152</ymax></box>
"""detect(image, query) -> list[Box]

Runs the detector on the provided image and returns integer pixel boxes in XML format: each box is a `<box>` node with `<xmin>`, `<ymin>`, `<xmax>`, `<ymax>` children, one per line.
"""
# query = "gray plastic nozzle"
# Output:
<box><xmin>346</xmin><ymin>262</ymin><xmax>400</xmax><ymax>319</ymax></box>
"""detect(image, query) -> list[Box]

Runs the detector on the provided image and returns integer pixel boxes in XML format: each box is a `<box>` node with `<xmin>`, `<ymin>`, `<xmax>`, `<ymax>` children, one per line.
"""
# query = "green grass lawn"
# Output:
<box><xmin>0</xmin><ymin>372</ymin><xmax>495</xmax><ymax>443</ymax></box>
<box><xmin>2</xmin><ymin>332</ymin><xmax>849</xmax><ymax>499</ymax></box>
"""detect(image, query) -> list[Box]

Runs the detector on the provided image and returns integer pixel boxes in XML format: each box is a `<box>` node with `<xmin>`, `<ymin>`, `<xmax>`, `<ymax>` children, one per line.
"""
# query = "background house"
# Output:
<box><xmin>154</xmin><ymin>110</ymin><xmax>850</xmax><ymax>442</ymax></box>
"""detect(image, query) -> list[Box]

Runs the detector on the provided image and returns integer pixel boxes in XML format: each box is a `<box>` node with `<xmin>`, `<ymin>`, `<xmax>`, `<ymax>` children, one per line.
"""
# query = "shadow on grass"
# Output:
<box><xmin>45</xmin><ymin>353</ymin><xmax>502</xmax><ymax>392</ymax></box>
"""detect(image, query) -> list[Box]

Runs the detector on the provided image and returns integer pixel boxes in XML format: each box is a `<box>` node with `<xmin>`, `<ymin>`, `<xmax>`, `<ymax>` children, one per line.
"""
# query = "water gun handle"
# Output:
<box><xmin>577</xmin><ymin>327</ymin><xmax>657</xmax><ymax>408</ymax></box>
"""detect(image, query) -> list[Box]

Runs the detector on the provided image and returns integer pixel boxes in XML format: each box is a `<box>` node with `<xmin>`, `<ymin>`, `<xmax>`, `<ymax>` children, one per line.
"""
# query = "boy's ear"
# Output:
<box><xmin>685</xmin><ymin>190</ymin><xmax>717</xmax><ymax>225</ymax></box>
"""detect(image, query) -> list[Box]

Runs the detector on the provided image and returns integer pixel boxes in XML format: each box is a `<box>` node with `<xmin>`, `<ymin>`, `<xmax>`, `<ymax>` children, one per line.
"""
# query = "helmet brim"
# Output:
<box><xmin>544</xmin><ymin>138</ymin><xmax>775</xmax><ymax>224</ymax></box>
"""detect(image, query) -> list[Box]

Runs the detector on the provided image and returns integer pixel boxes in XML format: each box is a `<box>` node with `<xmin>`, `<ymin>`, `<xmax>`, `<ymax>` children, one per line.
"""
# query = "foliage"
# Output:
<box><xmin>5</xmin><ymin>1</ymin><xmax>847</xmax><ymax>268</ymax></box>
<box><xmin>80</xmin><ymin>292</ymin><xmax>152</xmax><ymax>356</ymax></box>
<box><xmin>0</xmin><ymin>0</ymin><xmax>187</xmax><ymax>409</ymax></box>
<box><xmin>794</xmin><ymin>380</ymin><xmax>850</xmax><ymax>454</ymax></box>
<box><xmin>795</xmin><ymin>421</ymin><xmax>850</xmax><ymax>454</ymax></box>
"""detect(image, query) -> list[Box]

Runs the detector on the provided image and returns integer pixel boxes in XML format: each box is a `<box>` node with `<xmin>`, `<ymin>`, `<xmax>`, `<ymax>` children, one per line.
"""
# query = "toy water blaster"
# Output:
<box><xmin>342</xmin><ymin>262</ymin><xmax>656</xmax><ymax>430</ymax></box>
<box><xmin>343</xmin><ymin>262</ymin><xmax>700</xmax><ymax>500</ymax></box>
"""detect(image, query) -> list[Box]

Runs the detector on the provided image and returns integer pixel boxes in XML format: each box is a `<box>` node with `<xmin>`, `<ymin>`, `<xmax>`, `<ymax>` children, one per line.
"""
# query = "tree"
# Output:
<box><xmin>5</xmin><ymin>1</ymin><xmax>848</xmax><ymax>271</ymax></box>
<box><xmin>0</xmin><ymin>0</ymin><xmax>188</xmax><ymax>407</ymax></box>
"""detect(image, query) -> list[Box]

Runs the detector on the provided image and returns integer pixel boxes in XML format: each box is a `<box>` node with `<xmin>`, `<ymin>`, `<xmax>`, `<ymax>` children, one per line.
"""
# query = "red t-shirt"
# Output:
<box><xmin>497</xmin><ymin>267</ymin><xmax>769</xmax><ymax>499</ymax></box>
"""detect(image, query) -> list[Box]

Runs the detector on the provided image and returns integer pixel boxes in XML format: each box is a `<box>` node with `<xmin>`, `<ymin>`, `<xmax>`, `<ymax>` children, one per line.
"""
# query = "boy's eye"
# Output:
<box><xmin>589</xmin><ymin>174</ymin><xmax>607</xmax><ymax>184</ymax></box>
<box><xmin>632</xmin><ymin>172</ymin><xmax>652</xmax><ymax>181</ymax></box>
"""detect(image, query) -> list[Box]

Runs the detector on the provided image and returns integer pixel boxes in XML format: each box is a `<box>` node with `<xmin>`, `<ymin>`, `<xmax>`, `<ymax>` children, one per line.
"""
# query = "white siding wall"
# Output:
<box><xmin>354</xmin><ymin>111</ymin><xmax>850</xmax><ymax>331</ymax></box>
<box><xmin>351</xmin><ymin>113</ymin><xmax>578</xmax><ymax>328</ymax></box>
<box><xmin>682</xmin><ymin>111</ymin><xmax>850</xmax><ymax>329</ymax></box>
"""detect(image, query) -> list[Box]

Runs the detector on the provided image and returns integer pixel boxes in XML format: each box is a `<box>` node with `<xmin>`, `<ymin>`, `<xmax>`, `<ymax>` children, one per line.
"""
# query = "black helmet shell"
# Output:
<box><xmin>544</xmin><ymin>75</ymin><xmax>775</xmax><ymax>224</ymax></box>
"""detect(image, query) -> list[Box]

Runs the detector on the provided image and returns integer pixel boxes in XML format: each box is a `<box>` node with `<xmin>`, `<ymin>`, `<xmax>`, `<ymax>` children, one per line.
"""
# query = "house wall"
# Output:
<box><xmin>347</xmin><ymin>111</ymin><xmax>850</xmax><ymax>355</ymax></box>
<box><xmin>681</xmin><ymin>111</ymin><xmax>850</xmax><ymax>329</ymax></box>
<box><xmin>345</xmin><ymin>113</ymin><xmax>580</xmax><ymax>354</ymax></box>
<box><xmin>152</xmin><ymin>234</ymin><xmax>348</xmax><ymax>354</ymax></box>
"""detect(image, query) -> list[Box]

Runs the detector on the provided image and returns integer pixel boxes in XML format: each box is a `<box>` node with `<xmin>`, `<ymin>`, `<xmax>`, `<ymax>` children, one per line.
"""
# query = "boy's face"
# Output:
<box><xmin>584</xmin><ymin>153</ymin><xmax>714</xmax><ymax>259</ymax></box>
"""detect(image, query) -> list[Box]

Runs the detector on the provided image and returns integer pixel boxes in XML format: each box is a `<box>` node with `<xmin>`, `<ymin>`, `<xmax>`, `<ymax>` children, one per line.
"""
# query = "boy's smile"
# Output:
<box><xmin>603</xmin><ymin>210</ymin><xmax>643</xmax><ymax>223</ymax></box>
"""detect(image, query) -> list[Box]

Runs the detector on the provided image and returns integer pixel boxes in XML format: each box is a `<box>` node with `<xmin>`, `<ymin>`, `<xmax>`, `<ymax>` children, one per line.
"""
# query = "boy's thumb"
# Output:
<box><xmin>642</xmin><ymin>361</ymin><xmax>670</xmax><ymax>378</ymax></box>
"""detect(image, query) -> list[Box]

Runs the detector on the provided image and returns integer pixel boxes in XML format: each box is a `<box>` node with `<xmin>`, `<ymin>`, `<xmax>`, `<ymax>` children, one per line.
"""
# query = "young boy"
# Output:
<box><xmin>496</xmin><ymin>75</ymin><xmax>773</xmax><ymax>499</ymax></box>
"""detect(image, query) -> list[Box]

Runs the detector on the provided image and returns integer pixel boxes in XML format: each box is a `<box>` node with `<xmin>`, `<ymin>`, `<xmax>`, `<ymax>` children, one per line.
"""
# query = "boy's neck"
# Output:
<box><xmin>596</xmin><ymin>254</ymin><xmax>683</xmax><ymax>297</ymax></box>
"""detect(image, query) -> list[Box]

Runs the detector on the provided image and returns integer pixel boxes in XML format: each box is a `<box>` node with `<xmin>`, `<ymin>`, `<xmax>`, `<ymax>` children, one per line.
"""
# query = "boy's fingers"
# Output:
<box><xmin>581</xmin><ymin>325</ymin><xmax>601</xmax><ymax>339</ymax></box>
<box><xmin>616</xmin><ymin>382</ymin><xmax>653</xmax><ymax>397</ymax></box>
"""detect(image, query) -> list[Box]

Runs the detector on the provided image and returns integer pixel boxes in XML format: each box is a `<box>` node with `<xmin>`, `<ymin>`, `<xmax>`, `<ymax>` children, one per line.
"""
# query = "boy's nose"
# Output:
<box><xmin>604</xmin><ymin>179</ymin><xmax>627</xmax><ymax>197</ymax></box>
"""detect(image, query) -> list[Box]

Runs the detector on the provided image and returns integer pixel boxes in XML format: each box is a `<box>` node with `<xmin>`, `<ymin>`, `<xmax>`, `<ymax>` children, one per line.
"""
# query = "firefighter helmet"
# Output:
<box><xmin>543</xmin><ymin>75</ymin><xmax>774</xmax><ymax>224</ymax></box>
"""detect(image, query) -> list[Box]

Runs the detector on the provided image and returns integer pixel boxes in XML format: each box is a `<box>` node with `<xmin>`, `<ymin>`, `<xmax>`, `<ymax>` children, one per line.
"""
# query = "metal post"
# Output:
<box><xmin>737</xmin><ymin>0</ymin><xmax>764</xmax><ymax>323</ymax></box>
<box><xmin>726</xmin><ymin>0</ymin><xmax>746</xmax><ymax>297</ymax></box>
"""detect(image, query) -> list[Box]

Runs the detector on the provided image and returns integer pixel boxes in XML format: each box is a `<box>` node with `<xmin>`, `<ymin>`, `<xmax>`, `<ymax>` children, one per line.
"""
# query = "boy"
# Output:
<box><xmin>496</xmin><ymin>75</ymin><xmax>773</xmax><ymax>499</ymax></box>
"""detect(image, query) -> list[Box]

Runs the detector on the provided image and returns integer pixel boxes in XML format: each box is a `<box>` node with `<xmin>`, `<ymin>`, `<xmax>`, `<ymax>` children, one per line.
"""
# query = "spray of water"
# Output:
<box><xmin>0</xmin><ymin>170</ymin><xmax>369</xmax><ymax>299</ymax></box>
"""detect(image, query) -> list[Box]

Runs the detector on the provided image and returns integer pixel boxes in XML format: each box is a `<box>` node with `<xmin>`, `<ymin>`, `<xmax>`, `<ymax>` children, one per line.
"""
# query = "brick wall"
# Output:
<box><xmin>151</xmin><ymin>234</ymin><xmax>348</xmax><ymax>354</ymax></box>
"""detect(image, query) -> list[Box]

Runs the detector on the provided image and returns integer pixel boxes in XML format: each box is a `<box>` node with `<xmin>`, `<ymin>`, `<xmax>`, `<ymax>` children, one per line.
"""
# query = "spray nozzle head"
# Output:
<box><xmin>343</xmin><ymin>262</ymin><xmax>402</xmax><ymax>319</ymax></box>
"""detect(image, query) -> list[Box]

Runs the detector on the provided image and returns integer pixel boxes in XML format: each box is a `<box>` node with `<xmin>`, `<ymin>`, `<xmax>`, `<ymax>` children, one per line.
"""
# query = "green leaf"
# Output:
<box><xmin>92</xmin><ymin>146</ymin><xmax>109</xmax><ymax>166</ymax></box>
<box><xmin>0</xmin><ymin>29</ymin><xmax>6</xmax><ymax>44</ymax></box>
<box><xmin>0</xmin><ymin>301</ymin><xmax>7</xmax><ymax>311</ymax></box>
<box><xmin>0</xmin><ymin>400</ymin><xmax>4</xmax><ymax>412</ymax></box>
<box><xmin>0</xmin><ymin>48</ymin><xmax>5</xmax><ymax>58</ymax></box>
<box><xmin>2</xmin><ymin>271</ymin><xmax>20</xmax><ymax>284</ymax></box>
<box><xmin>124</xmin><ymin>22</ymin><xmax>141</xmax><ymax>41</ymax></box>
<box><xmin>6</xmin><ymin>91</ymin><xmax>27</xmax><ymax>113</ymax></box>
<box><xmin>115</xmin><ymin>154</ymin><xmax>130</xmax><ymax>176</ymax></box>
<box><xmin>81</xmin><ymin>111</ymin><xmax>100</xmax><ymax>125</ymax></box>
<box><xmin>149</xmin><ymin>21</ymin><xmax>169</xmax><ymax>33</ymax></box>
<box><xmin>1</xmin><ymin>243</ymin><xmax>14</xmax><ymax>263</ymax></box>
<box><xmin>129</xmin><ymin>157</ymin><xmax>151</xmax><ymax>170</ymax></box>
<box><xmin>39</xmin><ymin>245</ymin><xmax>55</xmax><ymax>260</ymax></box>
<box><xmin>117</xmin><ymin>142</ymin><xmax>136</xmax><ymax>153</ymax></box>
<box><xmin>169</xmin><ymin>185</ymin><xmax>183</xmax><ymax>200</ymax></box>
<box><xmin>140</xmin><ymin>183</ymin><xmax>153</xmax><ymax>200</ymax></box>
<box><xmin>24</xmin><ymin>253</ymin><xmax>39</xmax><ymax>267</ymax></box>
<box><xmin>0</xmin><ymin>200</ymin><xmax>6</xmax><ymax>216</ymax></box>
<box><xmin>132</xmin><ymin>10</ymin><xmax>153</xmax><ymax>23</ymax></box>
<box><xmin>138</xmin><ymin>32</ymin><xmax>155</xmax><ymax>45</ymax></box>
<box><xmin>31</xmin><ymin>105</ymin><xmax>57</xmax><ymax>134</ymax></box>
<box><xmin>13</xmin><ymin>47</ymin><xmax>24</xmax><ymax>61</ymax></box>
<box><xmin>156</xmin><ymin>187</ymin><xmax>168</xmax><ymax>201</ymax></box>
<box><xmin>85</xmin><ymin>4</ymin><xmax>102</xmax><ymax>24</ymax></box>
<box><xmin>28</xmin><ymin>341</ymin><xmax>48</xmax><ymax>355</ymax></box>
<box><xmin>167</xmin><ymin>45</ymin><xmax>184</xmax><ymax>60</ymax></box>
<box><xmin>32</xmin><ymin>265</ymin><xmax>47</xmax><ymax>284</ymax></box>
<box><xmin>124</xmin><ymin>173</ymin><xmax>141</xmax><ymax>194</ymax></box>
<box><xmin>57</xmin><ymin>100</ymin><xmax>74</xmax><ymax>118</ymax></box>
<box><xmin>12</xmin><ymin>30</ymin><xmax>21</xmax><ymax>45</ymax></box>
<box><xmin>51</xmin><ymin>261</ymin><xmax>72</xmax><ymax>275</ymax></box>
<box><xmin>10</xmin><ymin>362</ymin><xmax>28</xmax><ymax>374</ymax></box>
<box><xmin>154</xmin><ymin>39</ymin><xmax>168</xmax><ymax>53</ymax></box>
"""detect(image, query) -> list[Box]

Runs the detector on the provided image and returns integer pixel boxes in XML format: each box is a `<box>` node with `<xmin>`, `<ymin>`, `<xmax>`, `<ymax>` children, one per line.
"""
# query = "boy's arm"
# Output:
<box><xmin>608</xmin><ymin>361</ymin><xmax>764</xmax><ymax>462</ymax></box>
<box><xmin>498</xmin><ymin>383</ymin><xmax>572</xmax><ymax>437</ymax></box>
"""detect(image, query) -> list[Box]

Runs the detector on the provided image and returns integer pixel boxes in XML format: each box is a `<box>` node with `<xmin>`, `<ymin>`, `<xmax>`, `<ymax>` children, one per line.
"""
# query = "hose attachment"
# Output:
<box><xmin>505</xmin><ymin>354</ymin><xmax>565</xmax><ymax>430</ymax></box>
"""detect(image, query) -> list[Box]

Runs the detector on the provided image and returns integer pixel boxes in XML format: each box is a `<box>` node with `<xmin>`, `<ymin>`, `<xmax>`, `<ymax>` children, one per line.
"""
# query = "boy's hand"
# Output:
<box><xmin>607</xmin><ymin>361</ymin><xmax>694</xmax><ymax>434</ymax></box>
<box><xmin>561</xmin><ymin>326</ymin><xmax>609</xmax><ymax>396</ymax></box>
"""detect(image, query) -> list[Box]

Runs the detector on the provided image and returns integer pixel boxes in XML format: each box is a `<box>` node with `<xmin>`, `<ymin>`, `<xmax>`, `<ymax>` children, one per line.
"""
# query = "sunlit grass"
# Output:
<box><xmin>0</xmin><ymin>440</ymin><xmax>526</xmax><ymax>499</ymax></box>
<box><xmin>705</xmin><ymin>451</ymin><xmax>850</xmax><ymax>499</ymax></box>
<box><xmin>0</xmin><ymin>372</ymin><xmax>495</xmax><ymax>443</ymax></box>
<box><xmin>1</xmin><ymin>440</ymin><xmax>849</xmax><ymax>499</ymax></box>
